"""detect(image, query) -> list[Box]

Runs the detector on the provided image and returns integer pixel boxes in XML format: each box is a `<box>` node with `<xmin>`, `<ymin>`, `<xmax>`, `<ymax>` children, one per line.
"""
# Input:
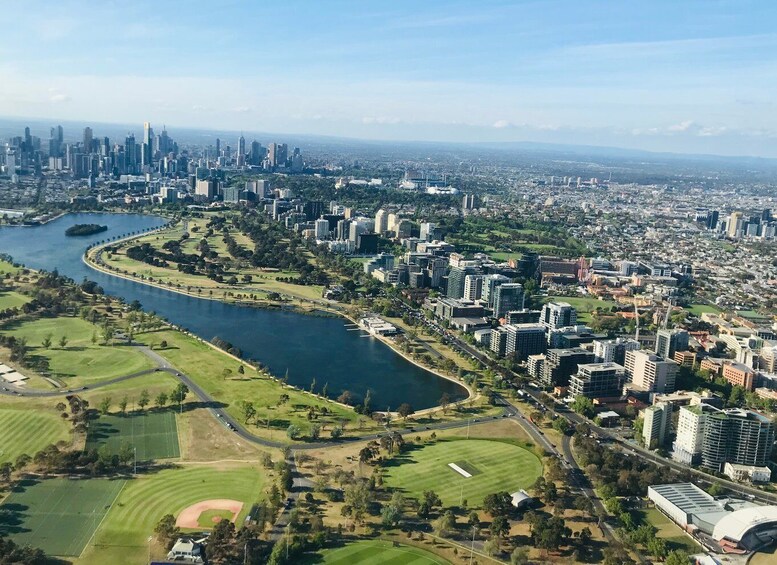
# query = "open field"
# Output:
<box><xmin>544</xmin><ymin>295</ymin><xmax>616</xmax><ymax>323</ymax></box>
<box><xmin>0</xmin><ymin>477</ymin><xmax>125</xmax><ymax>557</ymax></box>
<box><xmin>0</xmin><ymin>406</ymin><xmax>72</xmax><ymax>463</ymax></box>
<box><xmin>0</xmin><ymin>290</ymin><xmax>29</xmax><ymax>310</ymax></box>
<box><xmin>134</xmin><ymin>329</ymin><xmax>366</xmax><ymax>441</ymax></box>
<box><xmin>383</xmin><ymin>439</ymin><xmax>542</xmax><ymax>507</ymax></box>
<box><xmin>638</xmin><ymin>508</ymin><xmax>702</xmax><ymax>553</ymax></box>
<box><xmin>304</xmin><ymin>539</ymin><xmax>450</xmax><ymax>564</ymax></box>
<box><xmin>686</xmin><ymin>303</ymin><xmax>721</xmax><ymax>316</ymax></box>
<box><xmin>85</xmin><ymin>409</ymin><xmax>180</xmax><ymax>461</ymax></box>
<box><xmin>0</xmin><ymin>259</ymin><xmax>22</xmax><ymax>276</ymax></box>
<box><xmin>0</xmin><ymin>316</ymin><xmax>155</xmax><ymax>387</ymax></box>
<box><xmin>79</xmin><ymin>463</ymin><xmax>266</xmax><ymax>564</ymax></box>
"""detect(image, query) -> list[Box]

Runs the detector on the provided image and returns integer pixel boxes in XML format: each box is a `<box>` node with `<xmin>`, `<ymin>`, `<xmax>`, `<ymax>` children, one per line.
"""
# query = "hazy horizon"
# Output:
<box><xmin>2</xmin><ymin>1</ymin><xmax>777</xmax><ymax>157</ymax></box>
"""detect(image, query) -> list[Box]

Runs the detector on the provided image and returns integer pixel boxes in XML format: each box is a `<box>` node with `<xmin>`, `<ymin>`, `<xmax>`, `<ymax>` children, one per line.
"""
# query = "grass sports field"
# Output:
<box><xmin>0</xmin><ymin>477</ymin><xmax>125</xmax><ymax>557</ymax></box>
<box><xmin>0</xmin><ymin>316</ymin><xmax>154</xmax><ymax>386</ymax></box>
<box><xmin>306</xmin><ymin>540</ymin><xmax>449</xmax><ymax>564</ymax></box>
<box><xmin>86</xmin><ymin>409</ymin><xmax>180</xmax><ymax>460</ymax></box>
<box><xmin>383</xmin><ymin>439</ymin><xmax>542</xmax><ymax>508</ymax></box>
<box><xmin>80</xmin><ymin>463</ymin><xmax>265</xmax><ymax>564</ymax></box>
<box><xmin>0</xmin><ymin>407</ymin><xmax>71</xmax><ymax>463</ymax></box>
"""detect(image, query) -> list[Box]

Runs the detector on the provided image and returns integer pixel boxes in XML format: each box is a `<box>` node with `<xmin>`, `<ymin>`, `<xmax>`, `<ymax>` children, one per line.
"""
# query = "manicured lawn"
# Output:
<box><xmin>383</xmin><ymin>439</ymin><xmax>542</xmax><ymax>508</ymax></box>
<box><xmin>686</xmin><ymin>303</ymin><xmax>721</xmax><ymax>316</ymax></box>
<box><xmin>545</xmin><ymin>295</ymin><xmax>617</xmax><ymax>314</ymax></box>
<box><xmin>0</xmin><ymin>259</ymin><xmax>22</xmax><ymax>276</ymax></box>
<box><xmin>0</xmin><ymin>316</ymin><xmax>155</xmax><ymax>386</ymax></box>
<box><xmin>0</xmin><ymin>407</ymin><xmax>71</xmax><ymax>463</ymax></box>
<box><xmin>306</xmin><ymin>540</ymin><xmax>449</xmax><ymax>564</ymax></box>
<box><xmin>134</xmin><ymin>329</ymin><xmax>363</xmax><ymax>441</ymax></box>
<box><xmin>0</xmin><ymin>290</ymin><xmax>29</xmax><ymax>310</ymax></box>
<box><xmin>0</xmin><ymin>477</ymin><xmax>126</xmax><ymax>557</ymax></box>
<box><xmin>640</xmin><ymin>508</ymin><xmax>702</xmax><ymax>553</ymax></box>
<box><xmin>197</xmin><ymin>508</ymin><xmax>235</xmax><ymax>528</ymax></box>
<box><xmin>85</xmin><ymin>409</ymin><xmax>180</xmax><ymax>461</ymax></box>
<box><xmin>79</xmin><ymin>463</ymin><xmax>266</xmax><ymax>564</ymax></box>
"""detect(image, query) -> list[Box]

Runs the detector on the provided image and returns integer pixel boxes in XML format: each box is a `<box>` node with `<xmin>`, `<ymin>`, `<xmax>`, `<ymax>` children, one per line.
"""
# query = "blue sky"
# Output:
<box><xmin>2</xmin><ymin>0</ymin><xmax>777</xmax><ymax>156</ymax></box>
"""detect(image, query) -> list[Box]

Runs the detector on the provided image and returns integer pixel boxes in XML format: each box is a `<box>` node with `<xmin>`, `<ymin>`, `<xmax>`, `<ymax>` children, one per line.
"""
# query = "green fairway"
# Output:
<box><xmin>686</xmin><ymin>303</ymin><xmax>721</xmax><ymax>316</ymax></box>
<box><xmin>79</xmin><ymin>463</ymin><xmax>266</xmax><ymax>564</ymax></box>
<box><xmin>0</xmin><ymin>316</ymin><xmax>155</xmax><ymax>386</ymax></box>
<box><xmin>0</xmin><ymin>407</ymin><xmax>71</xmax><ymax>463</ymax></box>
<box><xmin>0</xmin><ymin>477</ymin><xmax>125</xmax><ymax>557</ymax></box>
<box><xmin>0</xmin><ymin>290</ymin><xmax>29</xmax><ymax>310</ymax></box>
<box><xmin>383</xmin><ymin>439</ymin><xmax>542</xmax><ymax>508</ymax></box>
<box><xmin>86</xmin><ymin>409</ymin><xmax>180</xmax><ymax>460</ymax></box>
<box><xmin>308</xmin><ymin>540</ymin><xmax>449</xmax><ymax>564</ymax></box>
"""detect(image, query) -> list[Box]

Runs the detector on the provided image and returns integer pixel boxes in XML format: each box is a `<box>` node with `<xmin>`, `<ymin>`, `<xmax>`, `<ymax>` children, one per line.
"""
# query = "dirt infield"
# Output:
<box><xmin>175</xmin><ymin>499</ymin><xmax>244</xmax><ymax>529</ymax></box>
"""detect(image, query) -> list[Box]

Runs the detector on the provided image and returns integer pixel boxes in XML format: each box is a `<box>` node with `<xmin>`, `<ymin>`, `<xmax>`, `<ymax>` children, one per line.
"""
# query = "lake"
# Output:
<box><xmin>0</xmin><ymin>212</ymin><xmax>467</xmax><ymax>409</ymax></box>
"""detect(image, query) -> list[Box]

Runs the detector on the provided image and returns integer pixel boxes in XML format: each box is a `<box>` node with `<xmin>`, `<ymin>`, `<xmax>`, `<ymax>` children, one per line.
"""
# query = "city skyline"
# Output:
<box><xmin>2</xmin><ymin>1</ymin><xmax>777</xmax><ymax>157</ymax></box>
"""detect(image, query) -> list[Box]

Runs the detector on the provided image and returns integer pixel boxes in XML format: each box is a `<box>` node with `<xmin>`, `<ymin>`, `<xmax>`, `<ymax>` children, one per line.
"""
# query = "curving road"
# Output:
<box><xmin>1</xmin><ymin>343</ymin><xmax>511</xmax><ymax>451</ymax></box>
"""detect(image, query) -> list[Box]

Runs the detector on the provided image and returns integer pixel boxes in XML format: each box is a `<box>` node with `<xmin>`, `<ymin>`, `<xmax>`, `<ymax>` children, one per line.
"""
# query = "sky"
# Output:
<box><xmin>2</xmin><ymin>0</ymin><xmax>777</xmax><ymax>157</ymax></box>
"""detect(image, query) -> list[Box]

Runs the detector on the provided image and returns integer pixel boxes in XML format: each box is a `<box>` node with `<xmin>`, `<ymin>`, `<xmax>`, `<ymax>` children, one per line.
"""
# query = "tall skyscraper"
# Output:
<box><xmin>237</xmin><ymin>134</ymin><xmax>246</xmax><ymax>157</ymax></box>
<box><xmin>643</xmin><ymin>403</ymin><xmax>671</xmax><ymax>449</ymax></box>
<box><xmin>727</xmin><ymin>211</ymin><xmax>743</xmax><ymax>238</ymax></box>
<box><xmin>142</xmin><ymin>122</ymin><xmax>154</xmax><ymax>167</ymax></box>
<box><xmin>375</xmin><ymin>209</ymin><xmax>388</xmax><ymax>235</ymax></box>
<box><xmin>83</xmin><ymin>127</ymin><xmax>93</xmax><ymax>152</ymax></box>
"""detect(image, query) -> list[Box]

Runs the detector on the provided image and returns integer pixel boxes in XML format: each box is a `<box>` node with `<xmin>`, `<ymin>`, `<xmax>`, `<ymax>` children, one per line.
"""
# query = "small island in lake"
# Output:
<box><xmin>65</xmin><ymin>223</ymin><xmax>108</xmax><ymax>236</ymax></box>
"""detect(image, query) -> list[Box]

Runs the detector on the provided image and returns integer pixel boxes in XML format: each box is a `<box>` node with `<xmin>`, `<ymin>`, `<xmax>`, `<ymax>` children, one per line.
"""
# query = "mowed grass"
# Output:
<box><xmin>383</xmin><ymin>439</ymin><xmax>542</xmax><ymax>508</ymax></box>
<box><xmin>79</xmin><ymin>463</ymin><xmax>266</xmax><ymax>565</ymax></box>
<box><xmin>134</xmin><ymin>329</ymin><xmax>361</xmax><ymax>436</ymax></box>
<box><xmin>639</xmin><ymin>508</ymin><xmax>701</xmax><ymax>553</ymax></box>
<box><xmin>306</xmin><ymin>540</ymin><xmax>449</xmax><ymax>564</ymax></box>
<box><xmin>85</xmin><ymin>410</ymin><xmax>180</xmax><ymax>461</ymax></box>
<box><xmin>686</xmin><ymin>303</ymin><xmax>721</xmax><ymax>316</ymax></box>
<box><xmin>0</xmin><ymin>477</ymin><xmax>125</xmax><ymax>557</ymax></box>
<box><xmin>0</xmin><ymin>316</ymin><xmax>155</xmax><ymax>386</ymax></box>
<box><xmin>0</xmin><ymin>290</ymin><xmax>29</xmax><ymax>310</ymax></box>
<box><xmin>0</xmin><ymin>407</ymin><xmax>71</xmax><ymax>463</ymax></box>
<box><xmin>197</xmin><ymin>508</ymin><xmax>235</xmax><ymax>528</ymax></box>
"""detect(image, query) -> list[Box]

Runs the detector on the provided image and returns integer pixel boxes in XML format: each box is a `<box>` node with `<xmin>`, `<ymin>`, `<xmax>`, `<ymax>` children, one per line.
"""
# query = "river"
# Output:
<box><xmin>0</xmin><ymin>212</ymin><xmax>467</xmax><ymax>409</ymax></box>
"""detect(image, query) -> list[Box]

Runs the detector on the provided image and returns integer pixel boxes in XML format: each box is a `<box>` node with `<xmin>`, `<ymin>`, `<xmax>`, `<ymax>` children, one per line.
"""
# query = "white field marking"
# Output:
<box><xmin>448</xmin><ymin>462</ymin><xmax>472</xmax><ymax>478</ymax></box>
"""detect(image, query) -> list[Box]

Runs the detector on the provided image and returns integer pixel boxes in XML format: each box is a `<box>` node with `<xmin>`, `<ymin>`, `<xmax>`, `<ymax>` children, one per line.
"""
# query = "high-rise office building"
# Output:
<box><xmin>481</xmin><ymin>274</ymin><xmax>510</xmax><ymax>308</ymax></box>
<box><xmin>493</xmin><ymin>283</ymin><xmax>524</xmax><ymax>319</ymax></box>
<box><xmin>625</xmin><ymin>350</ymin><xmax>678</xmax><ymax>393</ymax></box>
<box><xmin>594</xmin><ymin>337</ymin><xmax>640</xmax><ymax>364</ymax></box>
<box><xmin>446</xmin><ymin>266</ymin><xmax>480</xmax><ymax>299</ymax></box>
<box><xmin>237</xmin><ymin>135</ymin><xmax>246</xmax><ymax>157</ymax></box>
<box><xmin>314</xmin><ymin>218</ymin><xmax>330</xmax><ymax>240</ymax></box>
<box><xmin>83</xmin><ymin>127</ymin><xmax>93</xmax><ymax>152</ymax></box>
<box><xmin>463</xmin><ymin>274</ymin><xmax>484</xmax><ymax>301</ymax></box>
<box><xmin>419</xmin><ymin>222</ymin><xmax>436</xmax><ymax>242</ymax></box>
<box><xmin>375</xmin><ymin>209</ymin><xmax>388</xmax><ymax>235</ymax></box>
<box><xmin>540</xmin><ymin>301</ymin><xmax>577</xmax><ymax>330</ymax></box>
<box><xmin>142</xmin><ymin>122</ymin><xmax>154</xmax><ymax>167</ymax></box>
<box><xmin>655</xmin><ymin>328</ymin><xmax>690</xmax><ymax>360</ymax></box>
<box><xmin>542</xmin><ymin>348</ymin><xmax>596</xmax><ymax>387</ymax></box>
<box><xmin>569</xmin><ymin>362</ymin><xmax>625</xmax><ymax>399</ymax></box>
<box><xmin>727</xmin><ymin>211</ymin><xmax>743</xmax><ymax>238</ymax></box>
<box><xmin>701</xmin><ymin>408</ymin><xmax>776</xmax><ymax>471</ymax></box>
<box><xmin>643</xmin><ymin>403</ymin><xmax>671</xmax><ymax>449</ymax></box>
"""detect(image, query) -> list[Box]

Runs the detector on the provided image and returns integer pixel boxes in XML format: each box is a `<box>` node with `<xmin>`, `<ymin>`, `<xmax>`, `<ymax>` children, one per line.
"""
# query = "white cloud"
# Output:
<box><xmin>49</xmin><ymin>93</ymin><xmax>71</xmax><ymax>103</ymax></box>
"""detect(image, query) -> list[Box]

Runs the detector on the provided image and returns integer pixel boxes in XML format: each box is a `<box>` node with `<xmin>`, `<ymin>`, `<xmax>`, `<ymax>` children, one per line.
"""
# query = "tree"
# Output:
<box><xmin>511</xmin><ymin>547</ymin><xmax>530</xmax><ymax>565</ymax></box>
<box><xmin>381</xmin><ymin>491</ymin><xmax>405</xmax><ymax>528</ymax></box>
<box><xmin>41</xmin><ymin>333</ymin><xmax>52</xmax><ymax>349</ymax></box>
<box><xmin>343</xmin><ymin>480</ymin><xmax>373</xmax><ymax>524</ymax></box>
<box><xmin>99</xmin><ymin>396</ymin><xmax>112</xmax><ymax>415</ymax></box>
<box><xmin>0</xmin><ymin>462</ymin><xmax>13</xmax><ymax>483</ymax></box>
<box><xmin>138</xmin><ymin>389</ymin><xmax>150</xmax><ymax>411</ymax></box>
<box><xmin>310</xmin><ymin>423</ymin><xmax>321</xmax><ymax>440</ymax></box>
<box><xmin>330</xmin><ymin>425</ymin><xmax>344</xmax><ymax>439</ymax></box>
<box><xmin>397</xmin><ymin>403</ymin><xmax>414</xmax><ymax>420</ymax></box>
<box><xmin>102</xmin><ymin>324</ymin><xmax>114</xmax><ymax>345</ymax></box>
<box><xmin>337</xmin><ymin>390</ymin><xmax>353</xmax><ymax>405</ymax></box>
<box><xmin>433</xmin><ymin>509</ymin><xmax>457</xmax><ymax>537</ymax></box>
<box><xmin>58</xmin><ymin>335</ymin><xmax>68</xmax><ymax>349</ymax></box>
<box><xmin>483</xmin><ymin>491</ymin><xmax>512</xmax><ymax>518</ymax></box>
<box><xmin>154</xmin><ymin>514</ymin><xmax>180</xmax><ymax>549</ymax></box>
<box><xmin>118</xmin><ymin>396</ymin><xmax>128</xmax><ymax>414</ymax></box>
<box><xmin>439</xmin><ymin>392</ymin><xmax>451</xmax><ymax>414</ymax></box>
<box><xmin>239</xmin><ymin>400</ymin><xmax>256</xmax><ymax>424</ymax></box>
<box><xmin>208</xmin><ymin>518</ymin><xmax>236</xmax><ymax>561</ymax></box>
<box><xmin>286</xmin><ymin>424</ymin><xmax>302</xmax><ymax>440</ymax></box>
<box><xmin>155</xmin><ymin>392</ymin><xmax>168</xmax><ymax>408</ymax></box>
<box><xmin>309</xmin><ymin>377</ymin><xmax>316</xmax><ymax>394</ymax></box>
<box><xmin>552</xmin><ymin>417</ymin><xmax>570</xmax><ymax>435</ymax></box>
<box><xmin>571</xmin><ymin>396</ymin><xmax>596</xmax><ymax>418</ymax></box>
<box><xmin>490</xmin><ymin>515</ymin><xmax>510</xmax><ymax>540</ymax></box>
<box><xmin>170</xmin><ymin>383</ymin><xmax>189</xmax><ymax>408</ymax></box>
<box><xmin>665</xmin><ymin>549</ymin><xmax>691</xmax><ymax>565</ymax></box>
